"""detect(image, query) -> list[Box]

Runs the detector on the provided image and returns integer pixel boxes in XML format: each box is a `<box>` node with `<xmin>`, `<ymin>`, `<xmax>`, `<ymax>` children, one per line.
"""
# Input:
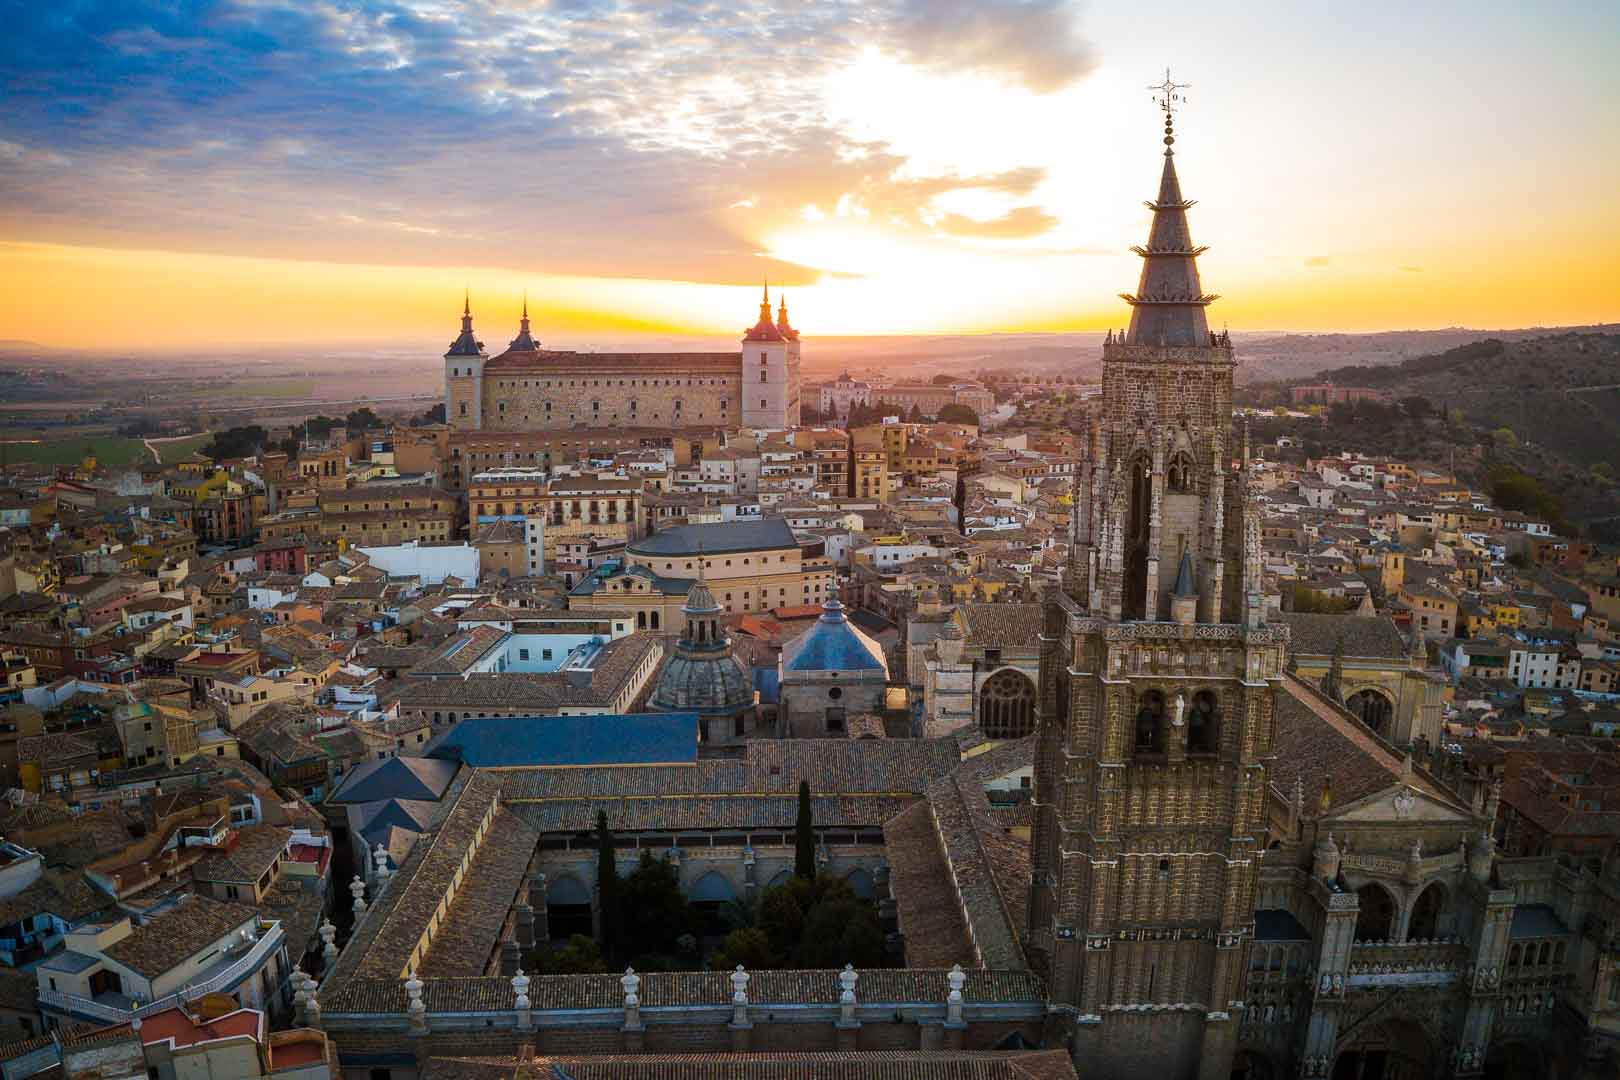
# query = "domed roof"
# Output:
<box><xmin>782</xmin><ymin>597</ymin><xmax>888</xmax><ymax>675</ymax></box>
<box><xmin>650</xmin><ymin>650</ymin><xmax>753</xmax><ymax>715</ymax></box>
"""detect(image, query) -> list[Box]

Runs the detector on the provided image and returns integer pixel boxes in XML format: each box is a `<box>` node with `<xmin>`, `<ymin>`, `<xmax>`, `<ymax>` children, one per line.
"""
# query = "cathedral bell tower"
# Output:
<box><xmin>1029</xmin><ymin>72</ymin><xmax>1287</xmax><ymax>1080</ymax></box>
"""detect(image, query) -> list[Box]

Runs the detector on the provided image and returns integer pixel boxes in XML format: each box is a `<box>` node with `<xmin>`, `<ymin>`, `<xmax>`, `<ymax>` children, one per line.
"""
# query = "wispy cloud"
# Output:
<box><xmin>0</xmin><ymin>0</ymin><xmax>1092</xmax><ymax>284</ymax></box>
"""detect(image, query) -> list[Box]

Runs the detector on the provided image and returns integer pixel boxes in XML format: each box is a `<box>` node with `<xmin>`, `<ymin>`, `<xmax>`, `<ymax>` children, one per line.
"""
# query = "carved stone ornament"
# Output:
<box><xmin>1392</xmin><ymin>788</ymin><xmax>1416</xmax><ymax>819</ymax></box>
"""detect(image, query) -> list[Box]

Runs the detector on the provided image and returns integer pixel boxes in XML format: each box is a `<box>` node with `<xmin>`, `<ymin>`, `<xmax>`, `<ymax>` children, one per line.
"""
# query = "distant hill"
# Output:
<box><xmin>1308</xmin><ymin>332</ymin><xmax>1620</xmax><ymax>470</ymax></box>
<box><xmin>1234</xmin><ymin>324</ymin><xmax>1620</xmax><ymax>383</ymax></box>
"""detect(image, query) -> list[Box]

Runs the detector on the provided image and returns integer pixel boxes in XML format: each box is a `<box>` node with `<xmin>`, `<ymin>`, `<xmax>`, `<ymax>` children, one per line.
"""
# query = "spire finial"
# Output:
<box><xmin>463</xmin><ymin>287</ymin><xmax>470</xmax><ymax>316</ymax></box>
<box><xmin>1148</xmin><ymin>67</ymin><xmax>1190</xmax><ymax>149</ymax></box>
<box><xmin>762</xmin><ymin>276</ymin><xmax>769</xmax><ymax>305</ymax></box>
<box><xmin>522</xmin><ymin>289</ymin><xmax>528</xmax><ymax>320</ymax></box>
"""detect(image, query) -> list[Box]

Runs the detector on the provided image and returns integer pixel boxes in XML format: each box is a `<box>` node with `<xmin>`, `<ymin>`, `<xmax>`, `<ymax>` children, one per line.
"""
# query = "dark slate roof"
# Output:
<box><xmin>327</xmin><ymin>756</ymin><xmax>461</xmax><ymax>805</ymax></box>
<box><xmin>782</xmin><ymin>599</ymin><xmax>887</xmax><ymax>674</ymax></box>
<box><xmin>568</xmin><ymin>563</ymin><xmax>693</xmax><ymax>598</ymax></box>
<box><xmin>1274</xmin><ymin>611</ymin><xmax>1409</xmax><ymax>659</ymax></box>
<box><xmin>627</xmin><ymin>517</ymin><xmax>798</xmax><ymax>557</ymax></box>
<box><xmin>1255</xmin><ymin>908</ymin><xmax>1312</xmax><ymax>941</ymax></box>
<box><xmin>427</xmin><ymin>714</ymin><xmax>698</xmax><ymax>768</ymax></box>
<box><xmin>1509</xmin><ymin>904</ymin><xmax>1569</xmax><ymax>939</ymax></box>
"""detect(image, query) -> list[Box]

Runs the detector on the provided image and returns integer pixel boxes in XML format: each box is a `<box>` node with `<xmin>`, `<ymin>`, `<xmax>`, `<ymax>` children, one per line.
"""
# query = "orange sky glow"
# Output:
<box><xmin>2</xmin><ymin>4</ymin><xmax>1616</xmax><ymax>351</ymax></box>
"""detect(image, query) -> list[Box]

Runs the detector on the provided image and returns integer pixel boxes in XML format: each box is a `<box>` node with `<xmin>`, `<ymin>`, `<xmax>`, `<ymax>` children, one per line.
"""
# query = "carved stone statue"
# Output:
<box><xmin>1172</xmin><ymin>693</ymin><xmax>1186</xmax><ymax>727</ymax></box>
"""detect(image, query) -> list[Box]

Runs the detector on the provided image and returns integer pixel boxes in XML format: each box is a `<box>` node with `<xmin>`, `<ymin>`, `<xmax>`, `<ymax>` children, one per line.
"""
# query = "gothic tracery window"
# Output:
<box><xmin>980</xmin><ymin>669</ymin><xmax>1037</xmax><ymax>739</ymax></box>
<box><xmin>1167</xmin><ymin>451</ymin><xmax>1194</xmax><ymax>493</ymax></box>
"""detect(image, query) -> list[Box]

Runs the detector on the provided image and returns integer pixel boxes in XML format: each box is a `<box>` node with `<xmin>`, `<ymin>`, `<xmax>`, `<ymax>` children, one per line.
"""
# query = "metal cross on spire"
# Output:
<box><xmin>1149</xmin><ymin>68</ymin><xmax>1190</xmax><ymax>148</ymax></box>
<box><xmin>1149</xmin><ymin>68</ymin><xmax>1190</xmax><ymax>116</ymax></box>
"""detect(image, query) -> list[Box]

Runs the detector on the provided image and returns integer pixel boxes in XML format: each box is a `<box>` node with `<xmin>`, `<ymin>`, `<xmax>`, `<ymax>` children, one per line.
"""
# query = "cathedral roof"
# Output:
<box><xmin>445</xmin><ymin>293</ymin><xmax>485</xmax><ymax>357</ymax></box>
<box><xmin>506</xmin><ymin>293</ymin><xmax>540</xmax><ymax>352</ymax></box>
<box><xmin>782</xmin><ymin>597</ymin><xmax>888</xmax><ymax>675</ymax></box>
<box><xmin>1120</xmin><ymin>148</ymin><xmax>1218</xmax><ymax>347</ymax></box>
<box><xmin>649</xmin><ymin>649</ymin><xmax>753</xmax><ymax>715</ymax></box>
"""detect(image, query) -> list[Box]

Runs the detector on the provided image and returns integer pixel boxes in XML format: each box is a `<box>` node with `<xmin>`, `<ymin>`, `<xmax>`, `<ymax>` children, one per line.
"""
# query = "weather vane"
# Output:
<box><xmin>1150</xmin><ymin>68</ymin><xmax>1190</xmax><ymax>148</ymax></box>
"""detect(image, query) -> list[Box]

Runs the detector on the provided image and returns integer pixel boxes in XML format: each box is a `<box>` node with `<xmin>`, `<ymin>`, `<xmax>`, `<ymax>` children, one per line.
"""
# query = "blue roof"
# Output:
<box><xmin>428</xmin><ymin>713</ymin><xmax>698</xmax><ymax>768</ymax></box>
<box><xmin>782</xmin><ymin>600</ymin><xmax>887</xmax><ymax>674</ymax></box>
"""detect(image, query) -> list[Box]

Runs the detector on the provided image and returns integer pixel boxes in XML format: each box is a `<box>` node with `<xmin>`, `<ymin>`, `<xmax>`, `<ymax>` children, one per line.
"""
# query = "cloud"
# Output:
<box><xmin>939</xmin><ymin>205</ymin><xmax>1059</xmax><ymax>239</ymax></box>
<box><xmin>1398</xmin><ymin>265</ymin><xmax>1424</xmax><ymax>273</ymax></box>
<box><xmin>1304</xmin><ymin>255</ymin><xmax>1331</xmax><ymax>267</ymax></box>
<box><xmin>0</xmin><ymin>1</ymin><xmax>1095</xmax><ymax>286</ymax></box>
<box><xmin>887</xmin><ymin>0</ymin><xmax>1097</xmax><ymax>93</ymax></box>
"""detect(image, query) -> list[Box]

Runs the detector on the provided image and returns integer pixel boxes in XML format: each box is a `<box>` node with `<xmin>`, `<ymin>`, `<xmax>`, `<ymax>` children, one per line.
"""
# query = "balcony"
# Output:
<box><xmin>1345</xmin><ymin>938</ymin><xmax>1468</xmax><ymax>989</ymax></box>
<box><xmin>38</xmin><ymin>921</ymin><xmax>285</xmax><ymax>1025</ymax></box>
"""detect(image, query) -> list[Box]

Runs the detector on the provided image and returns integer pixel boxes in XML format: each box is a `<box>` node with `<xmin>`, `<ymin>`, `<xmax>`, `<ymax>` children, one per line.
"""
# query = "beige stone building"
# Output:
<box><xmin>443</xmin><ymin>289</ymin><xmax>802</xmax><ymax>434</ymax></box>
<box><xmin>318</xmin><ymin>484</ymin><xmax>457</xmax><ymax>547</ymax></box>
<box><xmin>567</xmin><ymin>518</ymin><xmax>833</xmax><ymax>631</ymax></box>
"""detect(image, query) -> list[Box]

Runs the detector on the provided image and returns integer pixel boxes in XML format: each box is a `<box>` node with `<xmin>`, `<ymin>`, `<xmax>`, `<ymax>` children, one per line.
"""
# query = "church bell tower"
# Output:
<box><xmin>1029</xmin><ymin>72</ymin><xmax>1287</xmax><ymax>1080</ymax></box>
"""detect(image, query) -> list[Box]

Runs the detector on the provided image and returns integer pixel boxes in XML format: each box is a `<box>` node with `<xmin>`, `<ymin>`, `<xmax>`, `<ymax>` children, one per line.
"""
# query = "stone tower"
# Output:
<box><xmin>1028</xmin><ymin>77</ymin><xmax>1287</xmax><ymax>1080</ymax></box>
<box><xmin>740</xmin><ymin>282</ymin><xmax>797</xmax><ymax>429</ymax></box>
<box><xmin>444</xmin><ymin>291</ymin><xmax>487</xmax><ymax>429</ymax></box>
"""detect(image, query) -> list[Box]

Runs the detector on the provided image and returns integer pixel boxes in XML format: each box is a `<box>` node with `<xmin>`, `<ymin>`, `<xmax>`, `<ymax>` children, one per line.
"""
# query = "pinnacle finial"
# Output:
<box><xmin>522</xmin><ymin>289</ymin><xmax>528</xmax><ymax>320</ymax></box>
<box><xmin>763</xmin><ymin>276</ymin><xmax>769</xmax><ymax>305</ymax></box>
<box><xmin>1148</xmin><ymin>68</ymin><xmax>1190</xmax><ymax>149</ymax></box>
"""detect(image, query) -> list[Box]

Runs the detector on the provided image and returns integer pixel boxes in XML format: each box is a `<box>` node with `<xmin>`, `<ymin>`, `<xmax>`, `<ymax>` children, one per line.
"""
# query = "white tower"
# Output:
<box><xmin>740</xmin><ymin>282</ymin><xmax>792</xmax><ymax>430</ymax></box>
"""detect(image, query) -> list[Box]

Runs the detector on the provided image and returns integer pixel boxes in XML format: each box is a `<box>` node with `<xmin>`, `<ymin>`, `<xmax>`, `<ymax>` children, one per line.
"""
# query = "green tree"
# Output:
<box><xmin>938</xmin><ymin>403</ymin><xmax>979</xmax><ymax>425</ymax></box>
<box><xmin>710</xmin><ymin>928</ymin><xmax>775</xmax><ymax>971</ymax></box>
<box><xmin>793</xmin><ymin>895</ymin><xmax>885</xmax><ymax>969</ymax></box>
<box><xmin>595</xmin><ymin>810</ymin><xmax>621</xmax><ymax>963</ymax></box>
<box><xmin>409</xmin><ymin>402</ymin><xmax>446</xmax><ymax>426</ymax></box>
<box><xmin>545</xmin><ymin>934</ymin><xmax>608</xmax><ymax>974</ymax></box>
<box><xmin>759</xmin><ymin>880</ymin><xmax>809</xmax><ymax>959</ymax></box>
<box><xmin>346</xmin><ymin>407</ymin><xmax>383</xmax><ymax>430</ymax></box>
<box><xmin>930</xmin><ymin>373</ymin><xmax>957</xmax><ymax>386</ymax></box>
<box><xmin>1493</xmin><ymin>427</ymin><xmax>1518</xmax><ymax>450</ymax></box>
<box><xmin>795</xmin><ymin>780</ymin><xmax>815</xmax><ymax>880</ymax></box>
<box><xmin>620</xmin><ymin>851</ymin><xmax>693</xmax><ymax>963</ymax></box>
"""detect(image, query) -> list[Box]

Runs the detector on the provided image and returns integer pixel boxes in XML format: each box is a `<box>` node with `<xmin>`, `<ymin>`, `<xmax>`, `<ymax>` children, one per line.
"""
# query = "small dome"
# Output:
<box><xmin>650</xmin><ymin>651</ymin><xmax>752</xmax><ymax>715</ymax></box>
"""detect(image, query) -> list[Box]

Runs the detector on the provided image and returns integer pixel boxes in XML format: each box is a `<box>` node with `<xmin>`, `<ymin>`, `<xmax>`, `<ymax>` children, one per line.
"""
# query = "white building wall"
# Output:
<box><xmin>355</xmin><ymin>541</ymin><xmax>479</xmax><ymax>585</ymax></box>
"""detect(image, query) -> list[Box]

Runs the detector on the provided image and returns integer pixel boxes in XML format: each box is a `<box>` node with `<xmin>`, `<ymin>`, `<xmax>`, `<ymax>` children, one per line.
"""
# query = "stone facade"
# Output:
<box><xmin>445</xmin><ymin>290</ymin><xmax>802</xmax><ymax>434</ymax></box>
<box><xmin>1029</xmin><ymin>133</ymin><xmax>1281</xmax><ymax>1080</ymax></box>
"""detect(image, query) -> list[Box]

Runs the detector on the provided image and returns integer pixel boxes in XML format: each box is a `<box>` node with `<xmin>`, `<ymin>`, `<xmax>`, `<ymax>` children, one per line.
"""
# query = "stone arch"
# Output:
<box><xmin>1354</xmin><ymin>881</ymin><xmax>1398</xmax><ymax>941</ymax></box>
<box><xmin>544</xmin><ymin>873</ymin><xmax>594</xmax><ymax>941</ymax></box>
<box><xmin>1230</xmin><ymin>1048</ymin><xmax>1278</xmax><ymax>1080</ymax></box>
<box><xmin>766</xmin><ymin>869</ymin><xmax>793</xmax><ymax>890</ymax></box>
<box><xmin>1135</xmin><ymin>689</ymin><xmax>1166</xmax><ymax>754</ymax></box>
<box><xmin>1345</xmin><ymin>686</ymin><xmax>1395</xmax><ymax>736</ymax></box>
<box><xmin>690</xmin><ymin>870</ymin><xmax>739</xmax><ymax>903</ymax></box>
<box><xmin>844</xmin><ymin>867</ymin><xmax>875</xmax><ymax>899</ymax></box>
<box><xmin>1333</xmin><ymin>1017</ymin><xmax>1433</xmax><ymax>1080</ymax></box>
<box><xmin>1407</xmin><ymin>880</ymin><xmax>1447</xmax><ymax>940</ymax></box>
<box><xmin>1188</xmin><ymin>688</ymin><xmax>1221</xmax><ymax>755</ymax></box>
<box><xmin>980</xmin><ymin>667</ymin><xmax>1037</xmax><ymax>740</ymax></box>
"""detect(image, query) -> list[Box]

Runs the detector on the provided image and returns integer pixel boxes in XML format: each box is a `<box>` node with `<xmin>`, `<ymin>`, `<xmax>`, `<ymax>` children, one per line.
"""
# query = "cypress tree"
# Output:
<box><xmin>596</xmin><ymin>810</ymin><xmax>621</xmax><ymax>962</ymax></box>
<box><xmin>795</xmin><ymin>780</ymin><xmax>815</xmax><ymax>880</ymax></box>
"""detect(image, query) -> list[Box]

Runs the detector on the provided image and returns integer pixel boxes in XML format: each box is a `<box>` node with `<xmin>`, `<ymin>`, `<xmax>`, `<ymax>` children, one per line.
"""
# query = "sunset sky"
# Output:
<box><xmin>2</xmin><ymin>1</ymin><xmax>1617</xmax><ymax>350</ymax></box>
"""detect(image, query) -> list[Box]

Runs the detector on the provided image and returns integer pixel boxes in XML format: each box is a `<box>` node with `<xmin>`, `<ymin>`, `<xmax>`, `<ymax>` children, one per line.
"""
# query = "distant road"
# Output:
<box><xmin>143</xmin><ymin>432</ymin><xmax>211</xmax><ymax>464</ymax></box>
